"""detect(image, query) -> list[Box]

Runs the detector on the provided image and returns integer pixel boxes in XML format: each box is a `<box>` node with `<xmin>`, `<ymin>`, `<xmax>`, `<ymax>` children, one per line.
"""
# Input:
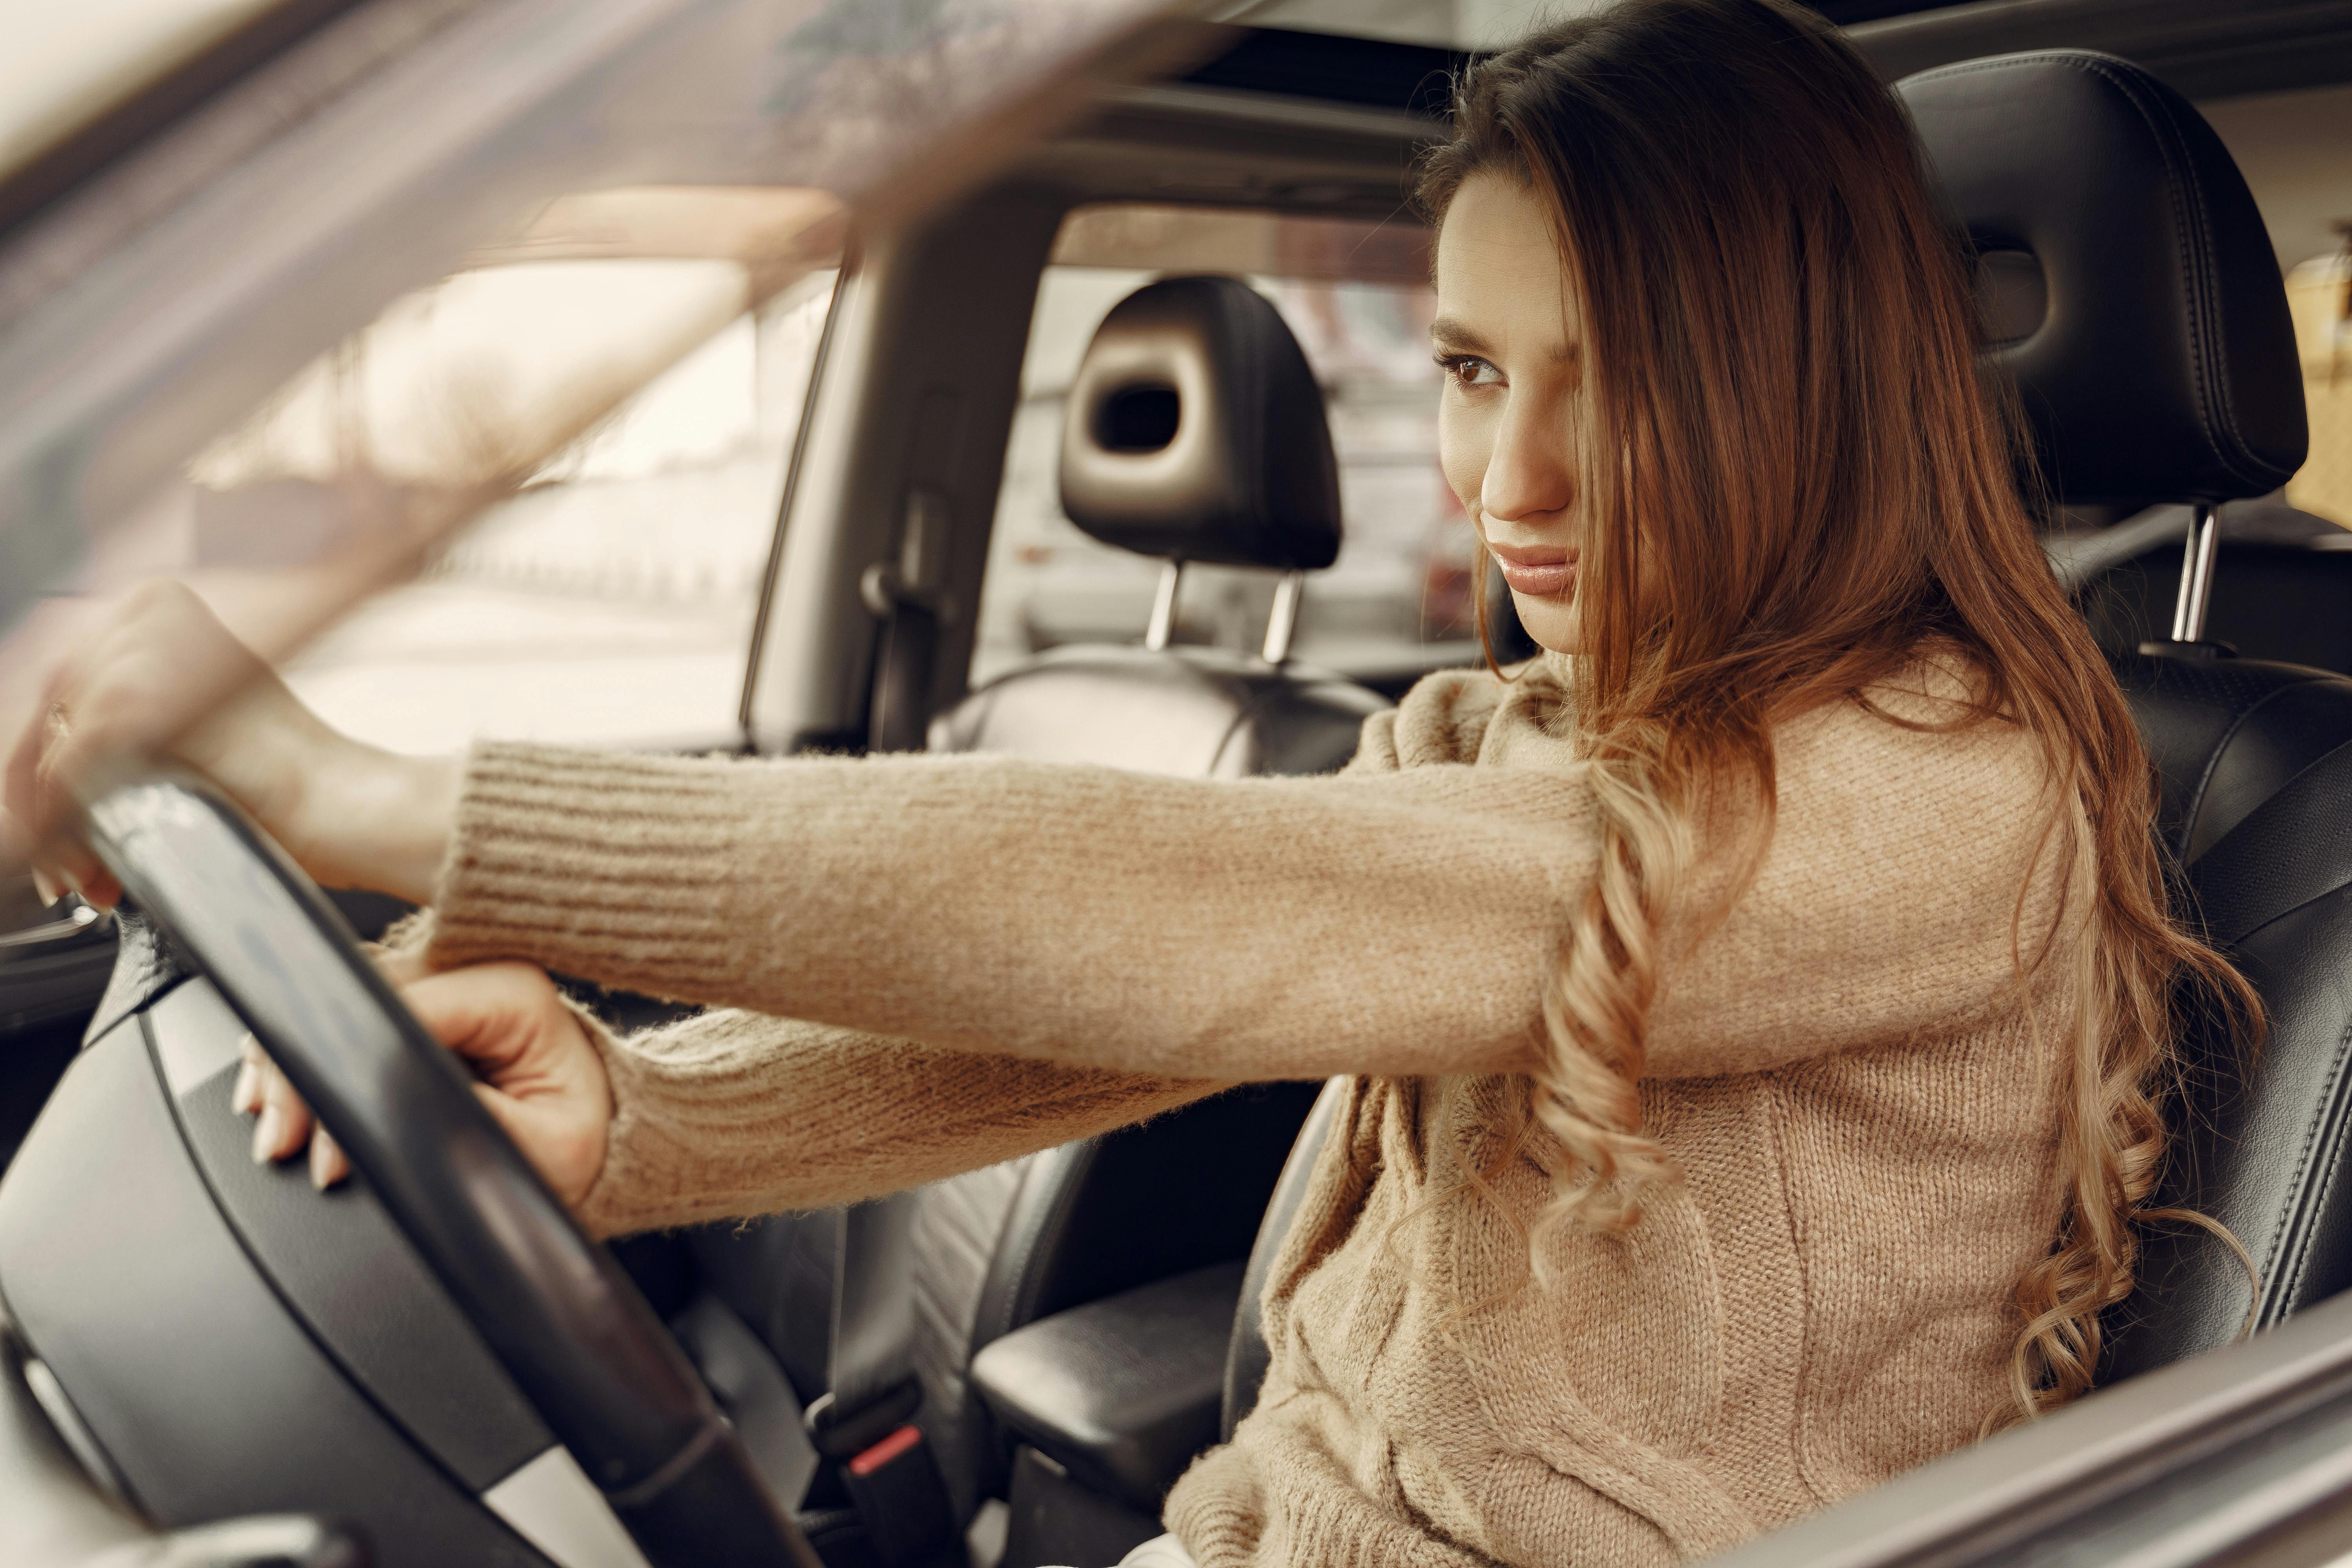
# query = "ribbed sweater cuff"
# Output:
<box><xmin>559</xmin><ymin>998</ymin><xmax>655</xmax><ymax>1240</ymax></box>
<box><xmin>430</xmin><ymin>740</ymin><xmax>746</xmax><ymax>984</ymax></box>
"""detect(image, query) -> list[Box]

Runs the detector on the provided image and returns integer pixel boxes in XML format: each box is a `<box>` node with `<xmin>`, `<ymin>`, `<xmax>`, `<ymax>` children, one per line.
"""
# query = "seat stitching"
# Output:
<box><xmin>2192</xmin><ymin>881</ymin><xmax>2352</xmax><ymax>1319</ymax></box>
<box><xmin>1904</xmin><ymin>52</ymin><xmax>2269</xmax><ymax>484</ymax></box>
<box><xmin>975</xmin><ymin>1142</ymin><xmax>1091</xmax><ymax>1349</ymax></box>
<box><xmin>1212</xmin><ymin>689</ymin><xmax>1261</xmax><ymax>777</ymax></box>
<box><xmin>1009</xmin><ymin>1143</ymin><xmax>1093</xmax><ymax>1330</ymax></box>
<box><xmin>2259</xmin><ymin>1014</ymin><xmax>2352</xmax><ymax>1325</ymax></box>
<box><xmin>2066</xmin><ymin>57</ymin><xmax>2233</xmax><ymax>479</ymax></box>
<box><xmin>2198</xmin><ymin>733</ymin><xmax>2352</xmax><ymax>946</ymax></box>
<box><xmin>2178</xmin><ymin>678</ymin><xmax>2328</xmax><ymax>863</ymax></box>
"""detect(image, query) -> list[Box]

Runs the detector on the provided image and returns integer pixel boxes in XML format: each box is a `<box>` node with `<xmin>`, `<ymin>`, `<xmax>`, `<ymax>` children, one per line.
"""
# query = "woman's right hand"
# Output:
<box><xmin>4</xmin><ymin>579</ymin><xmax>457</xmax><ymax>907</ymax></box>
<box><xmin>240</xmin><ymin>956</ymin><xmax>613</xmax><ymax>1212</ymax></box>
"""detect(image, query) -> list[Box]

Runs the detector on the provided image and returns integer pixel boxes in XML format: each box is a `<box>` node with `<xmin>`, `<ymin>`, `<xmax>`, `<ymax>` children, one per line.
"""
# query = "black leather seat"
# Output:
<box><xmin>2100</xmin><ymin>659</ymin><xmax>2352</xmax><ymax>1376</ymax></box>
<box><xmin>658</xmin><ymin>274</ymin><xmax>1380</xmax><ymax>1564</ymax></box>
<box><xmin>1897</xmin><ymin>49</ymin><xmax>2352</xmax><ymax>1377</ymax></box>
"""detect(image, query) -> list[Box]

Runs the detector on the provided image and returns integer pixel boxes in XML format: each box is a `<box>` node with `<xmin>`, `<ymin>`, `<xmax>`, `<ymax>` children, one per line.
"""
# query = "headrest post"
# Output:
<box><xmin>2170</xmin><ymin>503</ymin><xmax>2220</xmax><ymax>644</ymax></box>
<box><xmin>1145</xmin><ymin>560</ymin><xmax>1183</xmax><ymax>653</ymax></box>
<box><xmin>1262</xmin><ymin>571</ymin><xmax>1305</xmax><ymax>666</ymax></box>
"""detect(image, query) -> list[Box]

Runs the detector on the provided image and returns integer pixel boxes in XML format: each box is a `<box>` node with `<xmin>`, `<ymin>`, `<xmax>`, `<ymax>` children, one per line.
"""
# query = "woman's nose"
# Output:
<box><xmin>1478</xmin><ymin>395</ymin><xmax>1575</xmax><ymax>528</ymax></box>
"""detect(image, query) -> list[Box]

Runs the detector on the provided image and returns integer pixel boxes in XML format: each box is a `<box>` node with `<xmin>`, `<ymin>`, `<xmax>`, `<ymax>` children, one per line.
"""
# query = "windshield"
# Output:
<box><xmin>0</xmin><ymin>0</ymin><xmax>1177</xmax><ymax>730</ymax></box>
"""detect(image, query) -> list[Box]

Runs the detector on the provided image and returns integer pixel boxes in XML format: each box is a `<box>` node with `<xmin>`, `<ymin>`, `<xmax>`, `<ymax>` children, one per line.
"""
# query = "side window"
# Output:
<box><xmin>181</xmin><ymin>191</ymin><xmax>840</xmax><ymax>754</ymax></box>
<box><xmin>282</xmin><ymin>269</ymin><xmax>834</xmax><ymax>754</ymax></box>
<box><xmin>973</xmin><ymin>204</ymin><xmax>1466</xmax><ymax>688</ymax></box>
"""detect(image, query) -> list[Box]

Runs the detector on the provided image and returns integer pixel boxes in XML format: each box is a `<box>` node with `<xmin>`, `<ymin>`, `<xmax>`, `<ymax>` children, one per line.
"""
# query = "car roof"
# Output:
<box><xmin>1207</xmin><ymin>0</ymin><xmax>2352</xmax><ymax>103</ymax></box>
<box><xmin>1218</xmin><ymin>0</ymin><xmax>1965</xmax><ymax>49</ymax></box>
<box><xmin>0</xmin><ymin>0</ymin><xmax>317</xmax><ymax>237</ymax></box>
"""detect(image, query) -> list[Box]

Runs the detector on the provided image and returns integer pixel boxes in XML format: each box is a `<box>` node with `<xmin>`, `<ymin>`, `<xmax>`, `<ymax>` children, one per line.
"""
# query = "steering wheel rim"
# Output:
<box><xmin>83</xmin><ymin>770</ymin><xmax>817</xmax><ymax>1568</ymax></box>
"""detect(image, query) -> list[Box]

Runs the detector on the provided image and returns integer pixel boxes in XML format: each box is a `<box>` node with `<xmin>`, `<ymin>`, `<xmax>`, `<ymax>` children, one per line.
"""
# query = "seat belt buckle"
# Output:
<box><xmin>840</xmin><ymin>1423</ymin><xmax>959</xmax><ymax>1567</ymax></box>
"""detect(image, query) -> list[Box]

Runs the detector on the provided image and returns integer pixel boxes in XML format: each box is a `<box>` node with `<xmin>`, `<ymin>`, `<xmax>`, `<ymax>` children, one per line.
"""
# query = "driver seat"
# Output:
<box><xmin>931</xmin><ymin>271</ymin><xmax>1390</xmax><ymax>772</ymax></box>
<box><xmin>974</xmin><ymin>50</ymin><xmax>2351</xmax><ymax>1546</ymax></box>
<box><xmin>1895</xmin><ymin>50</ymin><xmax>2352</xmax><ymax>1375</ymax></box>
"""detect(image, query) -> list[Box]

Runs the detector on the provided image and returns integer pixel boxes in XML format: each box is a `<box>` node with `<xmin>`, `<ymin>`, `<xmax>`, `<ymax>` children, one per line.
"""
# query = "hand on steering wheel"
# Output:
<box><xmin>238</xmin><ymin>953</ymin><xmax>612</xmax><ymax>1212</ymax></box>
<box><xmin>4</xmin><ymin>579</ymin><xmax>456</xmax><ymax>909</ymax></box>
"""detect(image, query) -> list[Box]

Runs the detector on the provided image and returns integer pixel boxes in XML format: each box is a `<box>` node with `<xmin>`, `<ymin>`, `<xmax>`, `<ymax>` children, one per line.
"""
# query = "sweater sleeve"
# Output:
<box><xmin>564</xmin><ymin>1003</ymin><xmax>1218</xmax><ymax>1236</ymax></box>
<box><xmin>428</xmin><ymin>744</ymin><xmax>1591</xmax><ymax>1081</ymax></box>
<box><xmin>1642</xmin><ymin>690</ymin><xmax>2074</xmax><ymax>1077</ymax></box>
<box><xmin>425</xmin><ymin>673</ymin><xmax>2064</xmax><ymax>1087</ymax></box>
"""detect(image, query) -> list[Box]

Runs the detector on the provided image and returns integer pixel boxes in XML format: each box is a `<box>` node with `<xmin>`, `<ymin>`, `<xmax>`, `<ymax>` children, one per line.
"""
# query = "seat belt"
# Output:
<box><xmin>864</xmin><ymin>388</ymin><xmax>963</xmax><ymax>754</ymax></box>
<box><xmin>804</xmin><ymin>1192</ymin><xmax>960</xmax><ymax>1567</ymax></box>
<box><xmin>669</xmin><ymin>1292</ymin><xmax>823</xmax><ymax>1513</ymax></box>
<box><xmin>826</xmin><ymin>390</ymin><xmax>967</xmax><ymax>1559</ymax></box>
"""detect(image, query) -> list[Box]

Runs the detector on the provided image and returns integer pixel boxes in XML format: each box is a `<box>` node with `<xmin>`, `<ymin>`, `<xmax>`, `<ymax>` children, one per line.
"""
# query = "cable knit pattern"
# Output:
<box><xmin>425</xmin><ymin>655</ymin><xmax>2075</xmax><ymax>1566</ymax></box>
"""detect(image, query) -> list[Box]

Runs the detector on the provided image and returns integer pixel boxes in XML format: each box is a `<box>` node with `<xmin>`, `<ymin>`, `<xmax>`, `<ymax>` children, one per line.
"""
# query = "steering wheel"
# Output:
<box><xmin>82</xmin><ymin>770</ymin><xmax>820</xmax><ymax>1568</ymax></box>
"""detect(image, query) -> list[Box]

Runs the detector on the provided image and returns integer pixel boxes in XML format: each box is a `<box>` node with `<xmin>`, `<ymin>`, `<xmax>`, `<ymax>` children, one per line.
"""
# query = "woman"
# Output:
<box><xmin>8</xmin><ymin>0</ymin><xmax>2256</xmax><ymax>1563</ymax></box>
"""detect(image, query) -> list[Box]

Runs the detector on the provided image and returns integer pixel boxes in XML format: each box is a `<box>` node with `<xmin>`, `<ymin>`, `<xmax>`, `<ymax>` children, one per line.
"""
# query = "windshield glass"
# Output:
<box><xmin>0</xmin><ymin>0</ymin><xmax>1174</xmax><ymax>733</ymax></box>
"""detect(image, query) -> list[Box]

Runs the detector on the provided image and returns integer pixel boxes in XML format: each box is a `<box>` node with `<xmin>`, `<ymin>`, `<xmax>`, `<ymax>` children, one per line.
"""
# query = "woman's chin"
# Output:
<box><xmin>1510</xmin><ymin>589</ymin><xmax>1582</xmax><ymax>655</ymax></box>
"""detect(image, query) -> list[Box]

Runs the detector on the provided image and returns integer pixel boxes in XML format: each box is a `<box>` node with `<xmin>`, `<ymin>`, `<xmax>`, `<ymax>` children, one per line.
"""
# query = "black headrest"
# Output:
<box><xmin>1898</xmin><ymin>52</ymin><xmax>2307</xmax><ymax>505</ymax></box>
<box><xmin>1058</xmin><ymin>275</ymin><xmax>1341</xmax><ymax>571</ymax></box>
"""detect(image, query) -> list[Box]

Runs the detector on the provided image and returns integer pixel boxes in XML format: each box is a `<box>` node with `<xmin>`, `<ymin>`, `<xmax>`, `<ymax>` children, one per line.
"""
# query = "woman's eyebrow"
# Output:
<box><xmin>1428</xmin><ymin>316</ymin><xmax>1494</xmax><ymax>355</ymax></box>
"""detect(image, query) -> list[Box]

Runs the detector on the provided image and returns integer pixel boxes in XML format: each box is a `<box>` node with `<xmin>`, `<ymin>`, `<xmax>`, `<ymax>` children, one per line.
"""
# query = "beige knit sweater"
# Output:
<box><xmin>425</xmin><ymin>655</ymin><xmax>2076</xmax><ymax>1567</ymax></box>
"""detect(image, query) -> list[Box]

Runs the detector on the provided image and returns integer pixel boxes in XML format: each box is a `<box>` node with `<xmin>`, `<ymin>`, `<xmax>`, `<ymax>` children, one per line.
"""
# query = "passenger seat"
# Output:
<box><xmin>933</xmin><ymin>272</ymin><xmax>1389</xmax><ymax>773</ymax></box>
<box><xmin>663</xmin><ymin>273</ymin><xmax>1387</xmax><ymax>1568</ymax></box>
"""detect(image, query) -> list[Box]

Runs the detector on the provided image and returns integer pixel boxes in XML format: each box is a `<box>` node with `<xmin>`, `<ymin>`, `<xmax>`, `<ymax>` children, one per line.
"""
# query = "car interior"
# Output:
<box><xmin>4</xmin><ymin>4</ymin><xmax>2352</xmax><ymax>1568</ymax></box>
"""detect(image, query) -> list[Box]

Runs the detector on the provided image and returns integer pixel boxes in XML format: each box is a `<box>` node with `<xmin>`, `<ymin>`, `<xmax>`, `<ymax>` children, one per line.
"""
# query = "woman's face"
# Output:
<box><xmin>1433</xmin><ymin>172</ymin><xmax>1589</xmax><ymax>654</ymax></box>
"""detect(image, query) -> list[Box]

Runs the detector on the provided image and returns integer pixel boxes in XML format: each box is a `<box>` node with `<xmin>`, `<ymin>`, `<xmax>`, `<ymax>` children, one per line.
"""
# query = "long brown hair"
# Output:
<box><xmin>1417</xmin><ymin>0</ymin><xmax>2259</xmax><ymax>1423</ymax></box>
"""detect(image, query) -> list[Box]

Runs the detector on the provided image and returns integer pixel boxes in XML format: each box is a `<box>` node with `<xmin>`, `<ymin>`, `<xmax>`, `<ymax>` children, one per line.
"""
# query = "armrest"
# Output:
<box><xmin>969</xmin><ymin>1260</ymin><xmax>1243</xmax><ymax>1513</ymax></box>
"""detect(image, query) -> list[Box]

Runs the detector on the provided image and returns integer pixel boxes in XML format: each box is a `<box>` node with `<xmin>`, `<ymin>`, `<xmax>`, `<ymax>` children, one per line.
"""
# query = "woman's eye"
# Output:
<box><xmin>1440</xmin><ymin>355</ymin><xmax>1503</xmax><ymax>388</ymax></box>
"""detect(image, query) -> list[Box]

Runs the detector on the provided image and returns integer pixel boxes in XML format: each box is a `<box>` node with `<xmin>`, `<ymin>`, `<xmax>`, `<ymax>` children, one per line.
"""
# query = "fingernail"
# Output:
<box><xmin>32</xmin><ymin>869</ymin><xmax>58</xmax><ymax>907</ymax></box>
<box><xmin>251</xmin><ymin>1105</ymin><xmax>282</xmax><ymax>1164</ymax></box>
<box><xmin>310</xmin><ymin>1134</ymin><xmax>340</xmax><ymax>1191</ymax></box>
<box><xmin>231</xmin><ymin>1061</ymin><xmax>259</xmax><ymax>1115</ymax></box>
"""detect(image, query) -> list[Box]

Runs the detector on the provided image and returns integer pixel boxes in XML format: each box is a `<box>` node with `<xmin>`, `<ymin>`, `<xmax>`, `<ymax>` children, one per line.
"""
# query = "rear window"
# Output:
<box><xmin>2287</xmin><ymin>247</ymin><xmax>2351</xmax><ymax>530</ymax></box>
<box><xmin>972</xmin><ymin>203</ymin><xmax>1470</xmax><ymax>690</ymax></box>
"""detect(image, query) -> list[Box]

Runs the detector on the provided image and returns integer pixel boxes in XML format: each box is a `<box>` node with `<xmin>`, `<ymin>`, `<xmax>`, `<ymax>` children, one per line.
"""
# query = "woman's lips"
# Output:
<box><xmin>1488</xmin><ymin>542</ymin><xmax>1577</xmax><ymax>598</ymax></box>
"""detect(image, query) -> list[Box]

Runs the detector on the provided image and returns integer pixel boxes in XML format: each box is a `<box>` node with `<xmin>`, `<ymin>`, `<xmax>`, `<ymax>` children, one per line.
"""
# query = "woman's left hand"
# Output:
<box><xmin>4</xmin><ymin>579</ymin><xmax>457</xmax><ymax>909</ymax></box>
<box><xmin>237</xmin><ymin>953</ymin><xmax>613</xmax><ymax>1212</ymax></box>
